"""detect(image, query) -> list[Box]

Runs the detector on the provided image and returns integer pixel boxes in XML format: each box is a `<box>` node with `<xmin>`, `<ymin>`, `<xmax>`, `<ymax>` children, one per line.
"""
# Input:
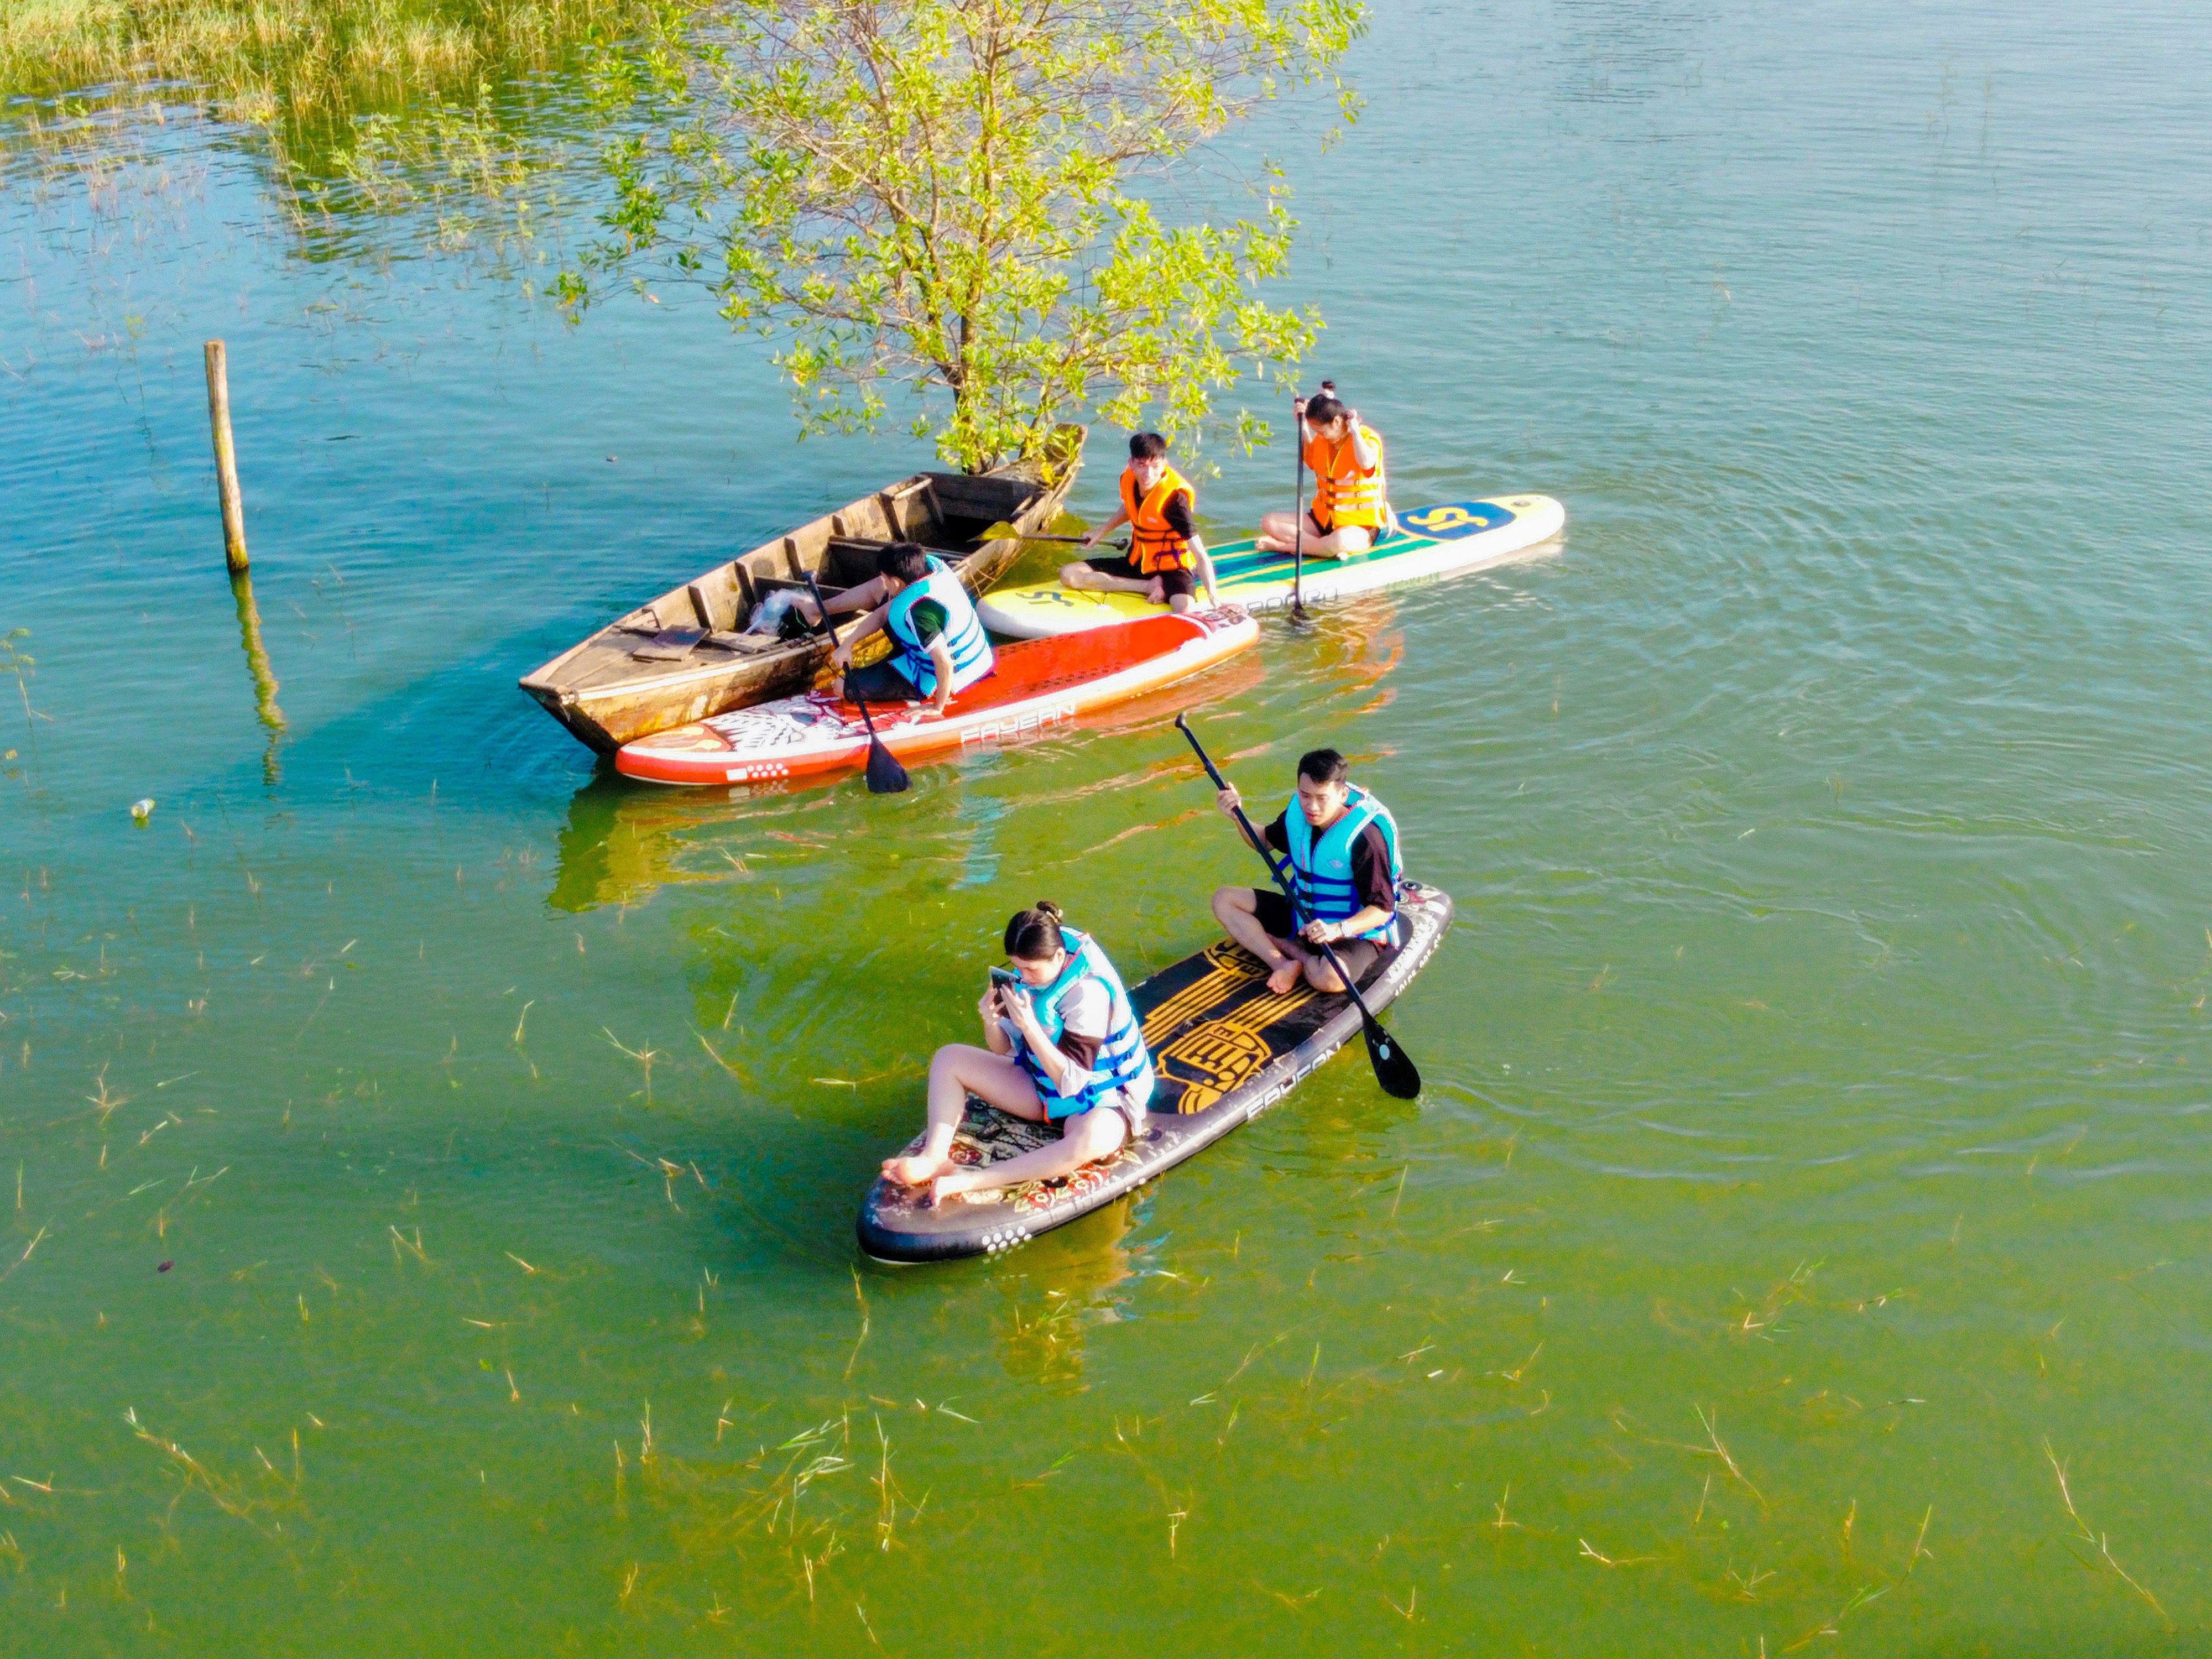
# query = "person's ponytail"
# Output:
<box><xmin>1004</xmin><ymin>901</ymin><xmax>1065</xmax><ymax>961</ymax></box>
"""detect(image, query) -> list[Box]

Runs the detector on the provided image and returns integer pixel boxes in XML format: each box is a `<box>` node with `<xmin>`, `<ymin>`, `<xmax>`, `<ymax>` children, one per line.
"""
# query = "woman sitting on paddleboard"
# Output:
<box><xmin>828</xmin><ymin>542</ymin><xmax>995</xmax><ymax>717</ymax></box>
<box><xmin>1211</xmin><ymin>748</ymin><xmax>1402</xmax><ymax>997</ymax></box>
<box><xmin>1254</xmin><ymin>393</ymin><xmax>1398</xmax><ymax>560</ymax></box>
<box><xmin>883</xmin><ymin>902</ymin><xmax>1156</xmax><ymax>1205</ymax></box>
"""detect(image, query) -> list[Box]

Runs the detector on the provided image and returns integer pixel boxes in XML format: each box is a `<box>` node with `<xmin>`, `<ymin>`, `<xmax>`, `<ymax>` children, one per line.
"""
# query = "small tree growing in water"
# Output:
<box><xmin>561</xmin><ymin>0</ymin><xmax>1365</xmax><ymax>472</ymax></box>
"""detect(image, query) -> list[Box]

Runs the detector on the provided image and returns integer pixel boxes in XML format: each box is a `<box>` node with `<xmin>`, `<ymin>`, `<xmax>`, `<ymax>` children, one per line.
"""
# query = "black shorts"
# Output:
<box><xmin>1249</xmin><ymin>888</ymin><xmax>1390</xmax><ymax>952</ymax></box>
<box><xmin>842</xmin><ymin>660</ymin><xmax>924</xmax><ymax>703</ymax></box>
<box><xmin>1250</xmin><ymin>888</ymin><xmax>1298</xmax><ymax>939</ymax></box>
<box><xmin>1086</xmin><ymin>555</ymin><xmax>1195</xmax><ymax>601</ymax></box>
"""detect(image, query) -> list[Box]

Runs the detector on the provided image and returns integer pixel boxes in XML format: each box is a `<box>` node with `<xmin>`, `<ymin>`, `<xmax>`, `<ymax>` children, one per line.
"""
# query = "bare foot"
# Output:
<box><xmin>928</xmin><ymin>1169</ymin><xmax>989</xmax><ymax>1206</ymax></box>
<box><xmin>1265</xmin><ymin>957</ymin><xmax>1302</xmax><ymax>996</ymax></box>
<box><xmin>882</xmin><ymin>1152</ymin><xmax>953</xmax><ymax>1187</ymax></box>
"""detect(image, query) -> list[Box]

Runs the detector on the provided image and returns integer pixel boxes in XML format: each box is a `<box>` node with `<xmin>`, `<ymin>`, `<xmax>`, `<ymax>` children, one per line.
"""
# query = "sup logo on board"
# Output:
<box><xmin>1399</xmin><ymin>501</ymin><xmax>1510</xmax><ymax>539</ymax></box>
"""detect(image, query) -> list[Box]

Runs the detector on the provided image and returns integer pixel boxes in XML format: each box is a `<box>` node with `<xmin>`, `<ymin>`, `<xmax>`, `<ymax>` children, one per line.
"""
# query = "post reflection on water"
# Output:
<box><xmin>228</xmin><ymin>565</ymin><xmax>285</xmax><ymax>784</ymax></box>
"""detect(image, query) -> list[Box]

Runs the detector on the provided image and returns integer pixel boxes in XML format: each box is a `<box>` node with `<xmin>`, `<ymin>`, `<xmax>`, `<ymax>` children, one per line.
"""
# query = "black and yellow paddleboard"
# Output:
<box><xmin>856</xmin><ymin>881</ymin><xmax>1453</xmax><ymax>1263</ymax></box>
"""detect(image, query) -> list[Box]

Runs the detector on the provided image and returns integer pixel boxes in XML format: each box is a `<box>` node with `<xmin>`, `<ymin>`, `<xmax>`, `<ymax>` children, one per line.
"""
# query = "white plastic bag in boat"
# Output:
<box><xmin>744</xmin><ymin>591</ymin><xmax>800</xmax><ymax>635</ymax></box>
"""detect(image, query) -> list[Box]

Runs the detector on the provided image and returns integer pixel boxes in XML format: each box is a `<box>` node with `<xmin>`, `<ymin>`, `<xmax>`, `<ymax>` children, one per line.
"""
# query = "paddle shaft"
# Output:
<box><xmin>1290</xmin><ymin>406</ymin><xmax>1307</xmax><ymax>618</ymax></box>
<box><xmin>987</xmin><ymin>529</ymin><xmax>1129</xmax><ymax>549</ymax></box>
<box><xmin>800</xmin><ymin>570</ymin><xmax>841</xmax><ymax>640</ymax></box>
<box><xmin>805</xmin><ymin>572</ymin><xmax>909</xmax><ymax>791</ymax></box>
<box><xmin>1175</xmin><ymin>716</ymin><xmax>1389</xmax><ymax>1031</ymax></box>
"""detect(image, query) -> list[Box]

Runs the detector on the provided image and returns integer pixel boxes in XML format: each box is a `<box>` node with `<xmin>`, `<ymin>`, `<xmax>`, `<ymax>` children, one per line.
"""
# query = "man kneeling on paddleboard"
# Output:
<box><xmin>827</xmin><ymin>541</ymin><xmax>995</xmax><ymax>718</ymax></box>
<box><xmin>1212</xmin><ymin>748</ymin><xmax>1402</xmax><ymax>997</ymax></box>
<box><xmin>884</xmin><ymin>902</ymin><xmax>1156</xmax><ymax>1206</ymax></box>
<box><xmin>1061</xmin><ymin>432</ymin><xmax>1219</xmax><ymax>612</ymax></box>
<box><xmin>1255</xmin><ymin>394</ymin><xmax>1397</xmax><ymax>559</ymax></box>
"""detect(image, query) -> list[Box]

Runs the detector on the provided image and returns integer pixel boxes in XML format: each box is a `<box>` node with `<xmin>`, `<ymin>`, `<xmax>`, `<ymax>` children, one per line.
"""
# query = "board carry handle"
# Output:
<box><xmin>1174</xmin><ymin>713</ymin><xmax>1420</xmax><ymax>1099</ymax></box>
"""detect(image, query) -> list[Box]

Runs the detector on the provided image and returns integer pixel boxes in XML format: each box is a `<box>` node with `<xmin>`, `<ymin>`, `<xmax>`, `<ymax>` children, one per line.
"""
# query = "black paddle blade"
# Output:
<box><xmin>1360</xmin><ymin>1012</ymin><xmax>1422</xmax><ymax>1099</ymax></box>
<box><xmin>851</xmin><ymin>696</ymin><xmax>910</xmax><ymax>794</ymax></box>
<box><xmin>864</xmin><ymin>738</ymin><xmax>910</xmax><ymax>795</ymax></box>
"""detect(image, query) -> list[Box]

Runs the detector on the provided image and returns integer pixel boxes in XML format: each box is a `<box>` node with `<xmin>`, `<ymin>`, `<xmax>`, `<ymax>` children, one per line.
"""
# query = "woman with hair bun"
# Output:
<box><xmin>882</xmin><ymin>902</ymin><xmax>1155</xmax><ymax>1205</ymax></box>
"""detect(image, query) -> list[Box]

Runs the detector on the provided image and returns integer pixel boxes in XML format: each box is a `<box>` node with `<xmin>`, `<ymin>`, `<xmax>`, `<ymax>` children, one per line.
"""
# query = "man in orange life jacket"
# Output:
<box><xmin>1061</xmin><ymin>432</ymin><xmax>1219</xmax><ymax>611</ymax></box>
<box><xmin>1255</xmin><ymin>392</ymin><xmax>1396</xmax><ymax>560</ymax></box>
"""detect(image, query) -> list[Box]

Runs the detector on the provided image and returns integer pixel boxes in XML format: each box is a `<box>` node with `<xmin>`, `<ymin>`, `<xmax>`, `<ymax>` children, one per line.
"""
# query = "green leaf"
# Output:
<box><xmin>564</xmin><ymin>0</ymin><xmax>1365</xmax><ymax>471</ymax></box>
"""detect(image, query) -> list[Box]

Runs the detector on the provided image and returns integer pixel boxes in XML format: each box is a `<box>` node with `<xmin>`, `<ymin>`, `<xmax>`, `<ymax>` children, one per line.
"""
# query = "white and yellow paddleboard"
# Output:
<box><xmin>976</xmin><ymin>495</ymin><xmax>1565</xmax><ymax>639</ymax></box>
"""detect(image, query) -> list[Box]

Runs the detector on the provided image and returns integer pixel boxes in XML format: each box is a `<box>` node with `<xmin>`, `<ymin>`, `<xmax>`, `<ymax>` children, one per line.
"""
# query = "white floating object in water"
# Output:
<box><xmin>129</xmin><ymin>798</ymin><xmax>155</xmax><ymax>822</ymax></box>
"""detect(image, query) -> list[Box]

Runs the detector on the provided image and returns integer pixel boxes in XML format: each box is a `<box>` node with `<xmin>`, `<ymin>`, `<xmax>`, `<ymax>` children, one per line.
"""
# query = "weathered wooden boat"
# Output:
<box><xmin>520</xmin><ymin>436</ymin><xmax>1084</xmax><ymax>753</ymax></box>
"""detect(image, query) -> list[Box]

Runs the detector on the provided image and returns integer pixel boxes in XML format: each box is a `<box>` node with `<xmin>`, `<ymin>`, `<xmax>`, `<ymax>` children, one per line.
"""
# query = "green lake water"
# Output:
<box><xmin>5</xmin><ymin>1</ymin><xmax>2211</xmax><ymax>1651</ymax></box>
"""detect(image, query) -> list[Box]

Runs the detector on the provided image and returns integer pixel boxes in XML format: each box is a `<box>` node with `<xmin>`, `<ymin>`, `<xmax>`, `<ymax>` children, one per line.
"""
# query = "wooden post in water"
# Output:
<box><xmin>204</xmin><ymin>340</ymin><xmax>248</xmax><ymax>573</ymax></box>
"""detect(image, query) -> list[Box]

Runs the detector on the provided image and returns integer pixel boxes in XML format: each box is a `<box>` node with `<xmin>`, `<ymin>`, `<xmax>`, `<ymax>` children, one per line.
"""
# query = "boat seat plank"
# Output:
<box><xmin>701</xmin><ymin>630</ymin><xmax>785</xmax><ymax>656</ymax></box>
<box><xmin>753</xmin><ymin>575</ymin><xmax>846</xmax><ymax>599</ymax></box>
<box><xmin>631</xmin><ymin>627</ymin><xmax>707</xmax><ymax>662</ymax></box>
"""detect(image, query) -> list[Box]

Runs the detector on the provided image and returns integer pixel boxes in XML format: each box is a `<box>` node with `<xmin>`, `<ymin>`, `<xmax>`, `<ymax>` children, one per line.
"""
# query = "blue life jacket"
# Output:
<box><xmin>1011</xmin><ymin>927</ymin><xmax>1156</xmax><ymax>1121</ymax></box>
<box><xmin>1282</xmin><ymin>785</ymin><xmax>1402</xmax><ymax>947</ymax></box>
<box><xmin>885</xmin><ymin>557</ymin><xmax>993</xmax><ymax>700</ymax></box>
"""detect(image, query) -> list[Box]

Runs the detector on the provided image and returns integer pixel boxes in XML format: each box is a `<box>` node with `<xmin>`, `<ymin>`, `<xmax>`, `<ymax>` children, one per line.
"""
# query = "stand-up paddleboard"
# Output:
<box><xmin>857</xmin><ymin>881</ymin><xmax>1453</xmax><ymax>1263</ymax></box>
<box><xmin>615</xmin><ymin>607</ymin><xmax>1256</xmax><ymax>787</ymax></box>
<box><xmin>977</xmin><ymin>495</ymin><xmax>1565</xmax><ymax>639</ymax></box>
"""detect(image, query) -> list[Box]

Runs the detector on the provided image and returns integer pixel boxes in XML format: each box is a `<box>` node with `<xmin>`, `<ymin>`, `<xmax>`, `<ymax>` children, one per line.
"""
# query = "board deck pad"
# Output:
<box><xmin>857</xmin><ymin>881</ymin><xmax>1454</xmax><ymax>1262</ymax></box>
<box><xmin>975</xmin><ymin>495</ymin><xmax>1566</xmax><ymax>638</ymax></box>
<box><xmin>616</xmin><ymin>608</ymin><xmax>1257</xmax><ymax>787</ymax></box>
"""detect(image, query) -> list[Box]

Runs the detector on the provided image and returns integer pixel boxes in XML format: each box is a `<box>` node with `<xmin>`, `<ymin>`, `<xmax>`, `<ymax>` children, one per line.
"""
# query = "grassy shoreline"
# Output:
<box><xmin>0</xmin><ymin>0</ymin><xmax>651</xmax><ymax>119</ymax></box>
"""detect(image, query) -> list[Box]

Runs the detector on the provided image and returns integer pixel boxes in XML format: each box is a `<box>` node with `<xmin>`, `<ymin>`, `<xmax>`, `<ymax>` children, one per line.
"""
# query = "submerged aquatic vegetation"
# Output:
<box><xmin>0</xmin><ymin>0</ymin><xmax>659</xmax><ymax>264</ymax></box>
<box><xmin>0</xmin><ymin>0</ymin><xmax>655</xmax><ymax>118</ymax></box>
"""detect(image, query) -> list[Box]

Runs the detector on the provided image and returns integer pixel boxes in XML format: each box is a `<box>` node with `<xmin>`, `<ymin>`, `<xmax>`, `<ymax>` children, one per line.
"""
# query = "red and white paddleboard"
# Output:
<box><xmin>615</xmin><ymin>607</ymin><xmax>1259</xmax><ymax>787</ymax></box>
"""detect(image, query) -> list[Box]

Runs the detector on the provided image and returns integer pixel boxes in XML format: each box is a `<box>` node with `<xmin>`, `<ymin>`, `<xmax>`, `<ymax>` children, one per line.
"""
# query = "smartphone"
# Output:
<box><xmin>988</xmin><ymin>967</ymin><xmax>1020</xmax><ymax>992</ymax></box>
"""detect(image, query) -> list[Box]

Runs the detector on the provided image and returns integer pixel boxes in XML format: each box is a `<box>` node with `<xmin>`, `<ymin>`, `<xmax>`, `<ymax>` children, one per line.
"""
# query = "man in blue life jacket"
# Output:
<box><xmin>1210</xmin><ymin>748</ymin><xmax>1402</xmax><ymax>998</ymax></box>
<box><xmin>827</xmin><ymin>541</ymin><xmax>995</xmax><ymax>717</ymax></box>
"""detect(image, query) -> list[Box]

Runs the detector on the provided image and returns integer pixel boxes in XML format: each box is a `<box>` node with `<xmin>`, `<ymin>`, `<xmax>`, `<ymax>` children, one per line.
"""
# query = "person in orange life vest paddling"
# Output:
<box><xmin>883</xmin><ymin>902</ymin><xmax>1156</xmax><ymax>1207</ymax></box>
<box><xmin>1210</xmin><ymin>748</ymin><xmax>1403</xmax><ymax>998</ymax></box>
<box><xmin>1254</xmin><ymin>393</ymin><xmax>1395</xmax><ymax>560</ymax></box>
<box><xmin>827</xmin><ymin>541</ymin><xmax>995</xmax><ymax>718</ymax></box>
<box><xmin>1060</xmin><ymin>432</ymin><xmax>1219</xmax><ymax>611</ymax></box>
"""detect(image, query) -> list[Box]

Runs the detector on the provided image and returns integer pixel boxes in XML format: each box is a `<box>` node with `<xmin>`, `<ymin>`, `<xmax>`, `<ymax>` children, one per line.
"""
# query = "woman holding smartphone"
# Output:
<box><xmin>881</xmin><ymin>902</ymin><xmax>1156</xmax><ymax>1206</ymax></box>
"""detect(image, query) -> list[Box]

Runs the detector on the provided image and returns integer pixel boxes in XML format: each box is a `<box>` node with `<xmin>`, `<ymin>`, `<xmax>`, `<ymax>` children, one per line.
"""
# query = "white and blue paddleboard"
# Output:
<box><xmin>976</xmin><ymin>495</ymin><xmax>1565</xmax><ymax>639</ymax></box>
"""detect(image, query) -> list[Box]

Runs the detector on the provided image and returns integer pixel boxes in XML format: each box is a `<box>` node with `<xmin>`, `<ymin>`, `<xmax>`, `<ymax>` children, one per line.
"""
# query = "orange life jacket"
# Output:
<box><xmin>1305</xmin><ymin>424</ymin><xmax>1388</xmax><ymax>530</ymax></box>
<box><xmin>1121</xmin><ymin>463</ymin><xmax>1198</xmax><ymax>575</ymax></box>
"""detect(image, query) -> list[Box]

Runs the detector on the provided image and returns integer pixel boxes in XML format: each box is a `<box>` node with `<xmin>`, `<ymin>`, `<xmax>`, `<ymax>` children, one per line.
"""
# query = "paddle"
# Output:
<box><xmin>978</xmin><ymin>523</ymin><xmax>1128</xmax><ymax>551</ymax></box>
<box><xmin>805</xmin><ymin>572</ymin><xmax>910</xmax><ymax>795</ymax></box>
<box><xmin>1174</xmin><ymin>714</ymin><xmax>1420</xmax><ymax>1100</ymax></box>
<box><xmin>852</xmin><ymin>696</ymin><xmax>910</xmax><ymax>795</ymax></box>
<box><xmin>1290</xmin><ymin>396</ymin><xmax>1308</xmax><ymax>622</ymax></box>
